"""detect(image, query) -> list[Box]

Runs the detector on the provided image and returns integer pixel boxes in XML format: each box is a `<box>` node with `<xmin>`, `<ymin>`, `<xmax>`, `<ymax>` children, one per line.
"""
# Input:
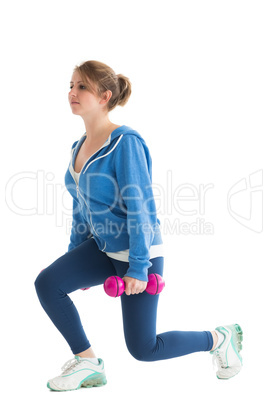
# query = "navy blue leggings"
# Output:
<box><xmin>34</xmin><ymin>237</ymin><xmax>213</xmax><ymax>360</ymax></box>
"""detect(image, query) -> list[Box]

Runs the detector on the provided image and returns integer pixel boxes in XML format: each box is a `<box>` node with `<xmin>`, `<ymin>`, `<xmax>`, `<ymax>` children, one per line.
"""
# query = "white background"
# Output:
<box><xmin>1</xmin><ymin>0</ymin><xmax>267</xmax><ymax>400</ymax></box>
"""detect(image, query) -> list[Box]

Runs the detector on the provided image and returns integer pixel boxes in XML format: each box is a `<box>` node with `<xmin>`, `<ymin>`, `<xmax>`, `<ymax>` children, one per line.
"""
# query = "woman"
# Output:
<box><xmin>35</xmin><ymin>60</ymin><xmax>243</xmax><ymax>391</ymax></box>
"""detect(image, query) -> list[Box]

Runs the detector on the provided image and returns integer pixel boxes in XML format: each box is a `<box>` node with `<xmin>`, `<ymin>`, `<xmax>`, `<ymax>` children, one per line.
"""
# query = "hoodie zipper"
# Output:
<box><xmin>76</xmin><ymin>183</ymin><xmax>106</xmax><ymax>251</ymax></box>
<box><xmin>71</xmin><ymin>135</ymin><xmax>109</xmax><ymax>251</ymax></box>
<box><xmin>71</xmin><ymin>131</ymin><xmax>124</xmax><ymax>252</ymax></box>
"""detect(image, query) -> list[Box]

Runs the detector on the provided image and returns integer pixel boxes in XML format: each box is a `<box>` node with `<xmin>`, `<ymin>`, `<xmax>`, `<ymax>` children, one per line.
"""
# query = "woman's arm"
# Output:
<box><xmin>114</xmin><ymin>134</ymin><xmax>159</xmax><ymax>282</ymax></box>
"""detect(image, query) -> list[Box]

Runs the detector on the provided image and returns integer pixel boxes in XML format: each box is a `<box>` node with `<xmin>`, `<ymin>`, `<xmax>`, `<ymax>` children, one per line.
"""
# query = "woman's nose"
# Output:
<box><xmin>69</xmin><ymin>87</ymin><xmax>77</xmax><ymax>97</ymax></box>
<box><xmin>69</xmin><ymin>93</ymin><xmax>77</xmax><ymax>103</ymax></box>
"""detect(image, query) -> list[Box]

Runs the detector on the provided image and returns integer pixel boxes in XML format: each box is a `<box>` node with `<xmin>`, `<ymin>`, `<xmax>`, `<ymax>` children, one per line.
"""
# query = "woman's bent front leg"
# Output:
<box><xmin>34</xmin><ymin>238</ymin><xmax>116</xmax><ymax>355</ymax></box>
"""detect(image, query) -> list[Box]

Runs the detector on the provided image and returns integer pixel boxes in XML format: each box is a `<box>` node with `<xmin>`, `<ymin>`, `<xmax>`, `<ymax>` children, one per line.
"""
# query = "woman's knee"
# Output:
<box><xmin>34</xmin><ymin>268</ymin><xmax>56</xmax><ymax>302</ymax></box>
<box><xmin>125</xmin><ymin>340</ymin><xmax>153</xmax><ymax>362</ymax></box>
<box><xmin>34</xmin><ymin>269</ymin><xmax>46</xmax><ymax>296</ymax></box>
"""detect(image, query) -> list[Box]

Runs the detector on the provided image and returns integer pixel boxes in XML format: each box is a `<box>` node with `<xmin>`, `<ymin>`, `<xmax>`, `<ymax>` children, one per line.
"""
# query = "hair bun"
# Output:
<box><xmin>115</xmin><ymin>74</ymin><xmax>132</xmax><ymax>107</ymax></box>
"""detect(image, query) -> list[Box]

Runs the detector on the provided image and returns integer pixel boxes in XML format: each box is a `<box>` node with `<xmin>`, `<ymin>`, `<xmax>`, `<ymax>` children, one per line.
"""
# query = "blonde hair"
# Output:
<box><xmin>73</xmin><ymin>60</ymin><xmax>132</xmax><ymax>112</ymax></box>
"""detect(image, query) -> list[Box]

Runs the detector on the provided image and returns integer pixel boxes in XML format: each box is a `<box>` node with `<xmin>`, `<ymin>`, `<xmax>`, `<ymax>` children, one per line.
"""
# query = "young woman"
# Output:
<box><xmin>34</xmin><ymin>60</ymin><xmax>243</xmax><ymax>391</ymax></box>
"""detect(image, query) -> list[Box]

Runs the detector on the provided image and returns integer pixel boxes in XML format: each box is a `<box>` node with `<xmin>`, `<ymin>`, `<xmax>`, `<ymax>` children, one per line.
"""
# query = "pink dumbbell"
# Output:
<box><xmin>104</xmin><ymin>274</ymin><xmax>165</xmax><ymax>297</ymax></box>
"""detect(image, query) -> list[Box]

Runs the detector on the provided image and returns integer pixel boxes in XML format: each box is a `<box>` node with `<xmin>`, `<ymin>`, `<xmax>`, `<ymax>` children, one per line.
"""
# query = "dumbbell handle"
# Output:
<box><xmin>104</xmin><ymin>274</ymin><xmax>165</xmax><ymax>297</ymax></box>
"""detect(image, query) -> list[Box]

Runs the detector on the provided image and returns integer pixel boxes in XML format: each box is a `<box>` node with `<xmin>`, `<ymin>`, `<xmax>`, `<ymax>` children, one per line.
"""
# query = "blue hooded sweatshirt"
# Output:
<box><xmin>64</xmin><ymin>125</ymin><xmax>163</xmax><ymax>282</ymax></box>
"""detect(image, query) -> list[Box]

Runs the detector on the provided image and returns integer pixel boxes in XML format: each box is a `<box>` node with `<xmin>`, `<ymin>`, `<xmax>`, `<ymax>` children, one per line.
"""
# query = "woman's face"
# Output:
<box><xmin>69</xmin><ymin>71</ymin><xmax>103</xmax><ymax>117</ymax></box>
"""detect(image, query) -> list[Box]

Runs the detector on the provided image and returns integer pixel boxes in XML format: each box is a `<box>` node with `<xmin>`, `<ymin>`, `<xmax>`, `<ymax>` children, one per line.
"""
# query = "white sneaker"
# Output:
<box><xmin>210</xmin><ymin>323</ymin><xmax>243</xmax><ymax>380</ymax></box>
<box><xmin>47</xmin><ymin>356</ymin><xmax>107</xmax><ymax>391</ymax></box>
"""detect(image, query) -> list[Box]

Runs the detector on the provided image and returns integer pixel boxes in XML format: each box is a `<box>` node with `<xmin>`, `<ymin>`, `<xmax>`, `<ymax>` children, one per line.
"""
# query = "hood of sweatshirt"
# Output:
<box><xmin>70</xmin><ymin>125</ymin><xmax>145</xmax><ymax>176</ymax></box>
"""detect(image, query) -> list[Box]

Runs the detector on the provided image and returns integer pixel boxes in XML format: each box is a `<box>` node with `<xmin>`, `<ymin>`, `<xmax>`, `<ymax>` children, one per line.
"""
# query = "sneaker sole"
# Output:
<box><xmin>82</xmin><ymin>373</ymin><xmax>107</xmax><ymax>388</ymax></box>
<box><xmin>229</xmin><ymin>323</ymin><xmax>243</xmax><ymax>355</ymax></box>
<box><xmin>47</xmin><ymin>373</ymin><xmax>107</xmax><ymax>392</ymax></box>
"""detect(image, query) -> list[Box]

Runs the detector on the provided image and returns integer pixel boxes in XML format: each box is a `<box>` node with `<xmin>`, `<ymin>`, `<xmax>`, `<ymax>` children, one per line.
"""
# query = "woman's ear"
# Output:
<box><xmin>99</xmin><ymin>90</ymin><xmax>112</xmax><ymax>105</ymax></box>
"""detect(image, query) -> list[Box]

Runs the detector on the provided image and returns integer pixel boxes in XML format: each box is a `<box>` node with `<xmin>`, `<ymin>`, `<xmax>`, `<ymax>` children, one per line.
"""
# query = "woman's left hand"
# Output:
<box><xmin>123</xmin><ymin>276</ymin><xmax>147</xmax><ymax>296</ymax></box>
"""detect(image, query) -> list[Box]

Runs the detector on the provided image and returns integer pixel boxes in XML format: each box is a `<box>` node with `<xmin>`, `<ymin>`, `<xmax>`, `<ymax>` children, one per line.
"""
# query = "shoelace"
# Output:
<box><xmin>212</xmin><ymin>349</ymin><xmax>225</xmax><ymax>370</ymax></box>
<box><xmin>212</xmin><ymin>347</ymin><xmax>242</xmax><ymax>378</ymax></box>
<box><xmin>61</xmin><ymin>358</ymin><xmax>80</xmax><ymax>375</ymax></box>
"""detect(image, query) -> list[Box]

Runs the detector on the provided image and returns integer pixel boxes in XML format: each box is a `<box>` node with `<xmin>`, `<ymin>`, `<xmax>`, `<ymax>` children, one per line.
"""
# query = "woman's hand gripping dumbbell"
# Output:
<box><xmin>104</xmin><ymin>274</ymin><xmax>165</xmax><ymax>297</ymax></box>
